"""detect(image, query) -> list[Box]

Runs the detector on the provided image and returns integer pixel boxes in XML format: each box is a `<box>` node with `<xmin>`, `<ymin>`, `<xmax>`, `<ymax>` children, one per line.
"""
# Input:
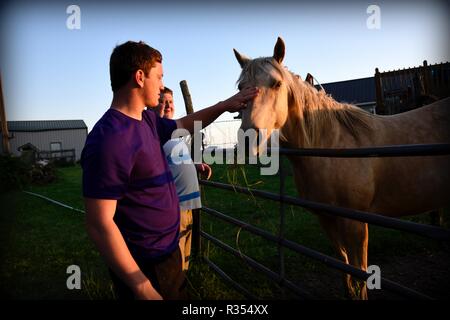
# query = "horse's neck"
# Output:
<box><xmin>281</xmin><ymin>98</ymin><xmax>349</xmax><ymax>149</ymax></box>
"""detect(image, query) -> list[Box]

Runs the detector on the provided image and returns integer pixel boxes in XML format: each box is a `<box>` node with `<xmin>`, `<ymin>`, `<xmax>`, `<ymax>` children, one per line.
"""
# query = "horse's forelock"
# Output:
<box><xmin>239</xmin><ymin>57</ymin><xmax>285</xmax><ymax>87</ymax></box>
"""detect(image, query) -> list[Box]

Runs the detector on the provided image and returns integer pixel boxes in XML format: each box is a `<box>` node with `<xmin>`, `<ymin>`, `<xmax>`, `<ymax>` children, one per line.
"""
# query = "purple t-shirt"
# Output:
<box><xmin>81</xmin><ymin>108</ymin><xmax>179</xmax><ymax>260</ymax></box>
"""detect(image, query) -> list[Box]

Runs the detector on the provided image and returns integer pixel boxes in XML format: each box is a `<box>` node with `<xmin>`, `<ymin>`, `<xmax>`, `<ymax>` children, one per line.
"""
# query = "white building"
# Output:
<box><xmin>1</xmin><ymin>120</ymin><xmax>88</xmax><ymax>161</ymax></box>
<box><xmin>202</xmin><ymin>119</ymin><xmax>241</xmax><ymax>149</ymax></box>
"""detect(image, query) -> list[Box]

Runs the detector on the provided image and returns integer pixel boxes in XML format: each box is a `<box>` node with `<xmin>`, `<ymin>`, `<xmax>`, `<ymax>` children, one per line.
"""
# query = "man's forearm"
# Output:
<box><xmin>176</xmin><ymin>102</ymin><xmax>227</xmax><ymax>133</ymax></box>
<box><xmin>176</xmin><ymin>87</ymin><xmax>259</xmax><ymax>134</ymax></box>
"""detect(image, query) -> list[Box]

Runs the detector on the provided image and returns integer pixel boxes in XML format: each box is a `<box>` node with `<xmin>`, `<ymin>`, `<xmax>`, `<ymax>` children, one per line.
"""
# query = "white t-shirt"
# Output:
<box><xmin>163</xmin><ymin>138</ymin><xmax>201</xmax><ymax>210</ymax></box>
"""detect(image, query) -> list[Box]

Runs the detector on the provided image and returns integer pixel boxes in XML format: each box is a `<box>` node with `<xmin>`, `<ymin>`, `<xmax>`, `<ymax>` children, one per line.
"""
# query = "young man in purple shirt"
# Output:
<box><xmin>81</xmin><ymin>41</ymin><xmax>258</xmax><ymax>300</ymax></box>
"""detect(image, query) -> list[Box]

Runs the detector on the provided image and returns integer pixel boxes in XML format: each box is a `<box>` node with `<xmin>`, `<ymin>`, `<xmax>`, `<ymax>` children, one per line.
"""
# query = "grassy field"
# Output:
<box><xmin>0</xmin><ymin>163</ymin><xmax>449</xmax><ymax>300</ymax></box>
<box><xmin>0</xmin><ymin>165</ymin><xmax>113</xmax><ymax>299</ymax></box>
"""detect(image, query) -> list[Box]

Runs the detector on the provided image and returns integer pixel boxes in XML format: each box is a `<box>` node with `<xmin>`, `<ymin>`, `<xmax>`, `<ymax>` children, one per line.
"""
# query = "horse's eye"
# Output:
<box><xmin>273</xmin><ymin>81</ymin><xmax>282</xmax><ymax>89</ymax></box>
<box><xmin>238</xmin><ymin>83</ymin><xmax>243</xmax><ymax>91</ymax></box>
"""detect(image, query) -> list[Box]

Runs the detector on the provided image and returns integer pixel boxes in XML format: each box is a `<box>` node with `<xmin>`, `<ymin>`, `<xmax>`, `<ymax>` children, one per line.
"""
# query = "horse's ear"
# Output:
<box><xmin>273</xmin><ymin>37</ymin><xmax>285</xmax><ymax>64</ymax></box>
<box><xmin>233</xmin><ymin>49</ymin><xmax>250</xmax><ymax>68</ymax></box>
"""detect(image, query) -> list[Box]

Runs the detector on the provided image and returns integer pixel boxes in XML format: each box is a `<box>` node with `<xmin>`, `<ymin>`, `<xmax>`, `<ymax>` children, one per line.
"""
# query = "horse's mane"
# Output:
<box><xmin>244</xmin><ymin>58</ymin><xmax>375</xmax><ymax>147</ymax></box>
<box><xmin>288</xmin><ymin>70</ymin><xmax>374</xmax><ymax>146</ymax></box>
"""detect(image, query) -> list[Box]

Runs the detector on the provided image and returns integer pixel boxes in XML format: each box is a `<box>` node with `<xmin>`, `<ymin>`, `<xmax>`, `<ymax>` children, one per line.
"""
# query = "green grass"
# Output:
<box><xmin>0</xmin><ymin>163</ymin><xmax>448</xmax><ymax>300</ymax></box>
<box><xmin>27</xmin><ymin>165</ymin><xmax>85</xmax><ymax>211</ymax></box>
<box><xmin>0</xmin><ymin>165</ymin><xmax>114</xmax><ymax>299</ymax></box>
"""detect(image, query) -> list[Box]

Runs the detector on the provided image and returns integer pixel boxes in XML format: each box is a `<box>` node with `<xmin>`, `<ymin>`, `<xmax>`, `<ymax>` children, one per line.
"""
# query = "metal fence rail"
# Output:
<box><xmin>196</xmin><ymin>143</ymin><xmax>450</xmax><ymax>300</ymax></box>
<box><xmin>201</xmin><ymin>230</ymin><xmax>312</xmax><ymax>299</ymax></box>
<box><xmin>202</xmin><ymin>256</ymin><xmax>257</xmax><ymax>300</ymax></box>
<box><xmin>200</xmin><ymin>206</ymin><xmax>433</xmax><ymax>299</ymax></box>
<box><xmin>275</xmin><ymin>143</ymin><xmax>450</xmax><ymax>157</ymax></box>
<box><xmin>200</xmin><ymin>180</ymin><xmax>450</xmax><ymax>241</ymax></box>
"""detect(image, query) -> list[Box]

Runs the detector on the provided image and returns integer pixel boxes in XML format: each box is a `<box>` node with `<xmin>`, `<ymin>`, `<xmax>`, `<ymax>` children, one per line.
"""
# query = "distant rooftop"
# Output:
<box><xmin>318</xmin><ymin>76</ymin><xmax>376</xmax><ymax>105</ymax></box>
<box><xmin>5</xmin><ymin>120</ymin><xmax>87</xmax><ymax>132</ymax></box>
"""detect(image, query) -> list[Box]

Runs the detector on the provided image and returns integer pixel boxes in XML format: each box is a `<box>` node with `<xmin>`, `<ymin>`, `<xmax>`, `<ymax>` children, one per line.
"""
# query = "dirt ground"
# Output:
<box><xmin>299</xmin><ymin>246</ymin><xmax>450</xmax><ymax>300</ymax></box>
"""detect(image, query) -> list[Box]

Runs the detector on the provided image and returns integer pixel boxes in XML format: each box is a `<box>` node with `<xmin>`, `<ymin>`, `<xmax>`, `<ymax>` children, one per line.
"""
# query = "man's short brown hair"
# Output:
<box><xmin>160</xmin><ymin>87</ymin><xmax>173</xmax><ymax>97</ymax></box>
<box><xmin>109</xmin><ymin>41</ymin><xmax>162</xmax><ymax>93</ymax></box>
<box><xmin>159</xmin><ymin>87</ymin><xmax>173</xmax><ymax>104</ymax></box>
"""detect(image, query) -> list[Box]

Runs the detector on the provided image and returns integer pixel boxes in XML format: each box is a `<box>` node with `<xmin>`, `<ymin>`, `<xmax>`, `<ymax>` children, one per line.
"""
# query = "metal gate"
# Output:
<box><xmin>193</xmin><ymin>143</ymin><xmax>450</xmax><ymax>300</ymax></box>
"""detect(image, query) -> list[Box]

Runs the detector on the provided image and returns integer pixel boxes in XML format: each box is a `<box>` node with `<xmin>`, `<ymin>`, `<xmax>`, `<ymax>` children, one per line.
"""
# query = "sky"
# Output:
<box><xmin>0</xmin><ymin>0</ymin><xmax>449</xmax><ymax>132</ymax></box>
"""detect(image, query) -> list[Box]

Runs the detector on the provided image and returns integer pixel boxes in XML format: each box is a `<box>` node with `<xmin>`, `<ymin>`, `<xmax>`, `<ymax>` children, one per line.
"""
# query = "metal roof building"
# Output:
<box><xmin>7</xmin><ymin>120</ymin><xmax>87</xmax><ymax>132</ymax></box>
<box><xmin>318</xmin><ymin>77</ymin><xmax>377</xmax><ymax>113</ymax></box>
<box><xmin>1</xmin><ymin>120</ymin><xmax>88</xmax><ymax>161</ymax></box>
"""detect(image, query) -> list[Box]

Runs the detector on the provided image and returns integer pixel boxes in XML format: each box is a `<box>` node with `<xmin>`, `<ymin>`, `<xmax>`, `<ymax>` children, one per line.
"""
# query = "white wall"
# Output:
<box><xmin>203</xmin><ymin>120</ymin><xmax>241</xmax><ymax>148</ymax></box>
<box><xmin>7</xmin><ymin>128</ymin><xmax>87</xmax><ymax>160</ymax></box>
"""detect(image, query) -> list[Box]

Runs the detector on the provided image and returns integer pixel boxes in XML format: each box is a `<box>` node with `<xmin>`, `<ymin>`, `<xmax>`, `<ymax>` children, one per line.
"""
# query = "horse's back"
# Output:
<box><xmin>290</xmin><ymin>98</ymin><xmax>450</xmax><ymax>216</ymax></box>
<box><xmin>370</xmin><ymin>97</ymin><xmax>450</xmax><ymax>215</ymax></box>
<box><xmin>378</xmin><ymin>97</ymin><xmax>450</xmax><ymax>144</ymax></box>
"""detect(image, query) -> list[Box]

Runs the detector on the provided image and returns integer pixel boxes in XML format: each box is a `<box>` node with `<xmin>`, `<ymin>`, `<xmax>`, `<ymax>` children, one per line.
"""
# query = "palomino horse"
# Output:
<box><xmin>234</xmin><ymin>37</ymin><xmax>450</xmax><ymax>299</ymax></box>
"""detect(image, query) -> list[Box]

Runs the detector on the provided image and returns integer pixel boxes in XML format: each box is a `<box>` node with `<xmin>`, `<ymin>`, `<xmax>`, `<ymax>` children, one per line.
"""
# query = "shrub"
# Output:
<box><xmin>0</xmin><ymin>154</ymin><xmax>31</xmax><ymax>193</ymax></box>
<box><xmin>30</xmin><ymin>162</ymin><xmax>58</xmax><ymax>185</ymax></box>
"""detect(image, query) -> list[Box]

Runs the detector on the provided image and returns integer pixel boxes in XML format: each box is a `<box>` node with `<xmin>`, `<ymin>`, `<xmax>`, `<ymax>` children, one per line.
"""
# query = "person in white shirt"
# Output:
<box><xmin>156</xmin><ymin>87</ymin><xmax>211</xmax><ymax>272</ymax></box>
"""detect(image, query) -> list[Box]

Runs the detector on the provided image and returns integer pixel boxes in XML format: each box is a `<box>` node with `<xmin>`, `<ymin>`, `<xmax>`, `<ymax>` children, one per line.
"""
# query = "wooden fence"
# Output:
<box><xmin>38</xmin><ymin>149</ymin><xmax>75</xmax><ymax>163</ymax></box>
<box><xmin>375</xmin><ymin>60</ymin><xmax>450</xmax><ymax>115</ymax></box>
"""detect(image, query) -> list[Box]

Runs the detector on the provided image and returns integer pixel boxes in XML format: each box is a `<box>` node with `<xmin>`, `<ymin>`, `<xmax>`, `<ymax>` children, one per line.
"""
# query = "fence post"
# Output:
<box><xmin>422</xmin><ymin>60</ymin><xmax>432</xmax><ymax>97</ymax></box>
<box><xmin>278</xmin><ymin>157</ymin><xmax>286</xmax><ymax>297</ymax></box>
<box><xmin>180</xmin><ymin>80</ymin><xmax>202</xmax><ymax>259</ymax></box>
<box><xmin>180</xmin><ymin>80</ymin><xmax>194</xmax><ymax>114</ymax></box>
<box><xmin>374</xmin><ymin>67</ymin><xmax>384</xmax><ymax>115</ymax></box>
<box><xmin>0</xmin><ymin>73</ymin><xmax>11</xmax><ymax>154</ymax></box>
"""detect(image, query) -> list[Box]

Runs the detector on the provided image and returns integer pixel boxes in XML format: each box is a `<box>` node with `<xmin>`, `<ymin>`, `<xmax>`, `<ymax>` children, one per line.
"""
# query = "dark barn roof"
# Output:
<box><xmin>6</xmin><ymin>120</ymin><xmax>87</xmax><ymax>132</ymax></box>
<box><xmin>318</xmin><ymin>77</ymin><xmax>376</xmax><ymax>105</ymax></box>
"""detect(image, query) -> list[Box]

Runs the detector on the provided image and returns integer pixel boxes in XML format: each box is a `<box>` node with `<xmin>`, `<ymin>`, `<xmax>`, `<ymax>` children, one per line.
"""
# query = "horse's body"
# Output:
<box><xmin>234</xmin><ymin>38</ymin><xmax>450</xmax><ymax>299</ymax></box>
<box><xmin>291</xmin><ymin>99</ymin><xmax>450</xmax><ymax>216</ymax></box>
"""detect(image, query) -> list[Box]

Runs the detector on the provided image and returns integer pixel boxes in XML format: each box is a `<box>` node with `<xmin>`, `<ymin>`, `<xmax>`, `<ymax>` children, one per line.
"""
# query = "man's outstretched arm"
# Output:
<box><xmin>176</xmin><ymin>87</ymin><xmax>258</xmax><ymax>133</ymax></box>
<box><xmin>84</xmin><ymin>198</ymin><xmax>162</xmax><ymax>300</ymax></box>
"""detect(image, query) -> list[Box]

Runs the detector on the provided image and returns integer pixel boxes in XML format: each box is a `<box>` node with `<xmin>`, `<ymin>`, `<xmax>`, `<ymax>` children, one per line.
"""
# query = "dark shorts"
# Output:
<box><xmin>109</xmin><ymin>248</ymin><xmax>188</xmax><ymax>300</ymax></box>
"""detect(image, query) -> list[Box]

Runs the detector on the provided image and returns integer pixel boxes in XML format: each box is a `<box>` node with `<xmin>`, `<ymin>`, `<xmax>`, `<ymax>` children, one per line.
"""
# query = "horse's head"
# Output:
<box><xmin>234</xmin><ymin>37</ymin><xmax>291</xmax><ymax>155</ymax></box>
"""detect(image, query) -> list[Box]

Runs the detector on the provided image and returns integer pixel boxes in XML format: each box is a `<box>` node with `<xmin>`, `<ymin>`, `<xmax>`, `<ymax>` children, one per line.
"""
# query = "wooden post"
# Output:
<box><xmin>0</xmin><ymin>73</ymin><xmax>11</xmax><ymax>154</ymax></box>
<box><xmin>374</xmin><ymin>67</ymin><xmax>384</xmax><ymax>115</ymax></box>
<box><xmin>179</xmin><ymin>80</ymin><xmax>201</xmax><ymax>259</ymax></box>
<box><xmin>422</xmin><ymin>60</ymin><xmax>431</xmax><ymax>97</ymax></box>
<box><xmin>180</xmin><ymin>80</ymin><xmax>194</xmax><ymax>114</ymax></box>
